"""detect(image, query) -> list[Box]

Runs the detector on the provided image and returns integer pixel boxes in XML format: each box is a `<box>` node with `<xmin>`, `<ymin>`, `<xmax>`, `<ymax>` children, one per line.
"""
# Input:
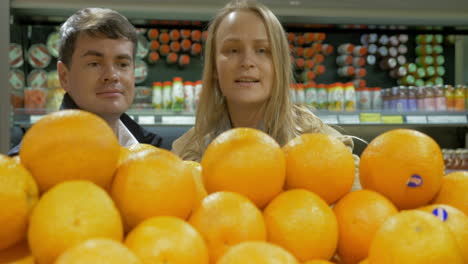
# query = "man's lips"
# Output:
<box><xmin>96</xmin><ymin>89</ymin><xmax>123</xmax><ymax>97</ymax></box>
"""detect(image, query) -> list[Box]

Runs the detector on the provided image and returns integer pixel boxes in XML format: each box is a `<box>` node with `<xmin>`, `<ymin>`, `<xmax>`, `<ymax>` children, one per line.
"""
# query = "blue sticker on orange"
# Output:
<box><xmin>432</xmin><ymin>207</ymin><xmax>448</xmax><ymax>221</ymax></box>
<box><xmin>407</xmin><ymin>174</ymin><xmax>423</xmax><ymax>187</ymax></box>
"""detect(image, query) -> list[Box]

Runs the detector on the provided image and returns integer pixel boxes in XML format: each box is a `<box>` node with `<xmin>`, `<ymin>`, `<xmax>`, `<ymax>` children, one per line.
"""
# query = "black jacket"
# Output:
<box><xmin>8</xmin><ymin>93</ymin><xmax>162</xmax><ymax>156</ymax></box>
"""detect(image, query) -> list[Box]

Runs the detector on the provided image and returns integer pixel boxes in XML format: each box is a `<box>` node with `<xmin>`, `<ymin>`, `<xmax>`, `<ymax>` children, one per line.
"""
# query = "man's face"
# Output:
<box><xmin>58</xmin><ymin>33</ymin><xmax>135</xmax><ymax>120</ymax></box>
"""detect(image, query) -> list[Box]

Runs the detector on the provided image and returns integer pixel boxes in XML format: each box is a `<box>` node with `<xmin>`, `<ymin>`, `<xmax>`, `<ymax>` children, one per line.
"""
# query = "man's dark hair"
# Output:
<box><xmin>59</xmin><ymin>7</ymin><xmax>137</xmax><ymax>67</ymax></box>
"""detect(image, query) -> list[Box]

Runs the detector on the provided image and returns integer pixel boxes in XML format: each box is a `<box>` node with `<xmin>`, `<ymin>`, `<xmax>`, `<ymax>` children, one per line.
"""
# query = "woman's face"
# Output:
<box><xmin>215</xmin><ymin>10</ymin><xmax>274</xmax><ymax>108</ymax></box>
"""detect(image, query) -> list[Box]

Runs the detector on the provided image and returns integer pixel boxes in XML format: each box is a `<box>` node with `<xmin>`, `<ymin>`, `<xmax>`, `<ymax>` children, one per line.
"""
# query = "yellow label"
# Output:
<box><xmin>360</xmin><ymin>113</ymin><xmax>381</xmax><ymax>123</ymax></box>
<box><xmin>382</xmin><ymin>115</ymin><xmax>404</xmax><ymax>124</ymax></box>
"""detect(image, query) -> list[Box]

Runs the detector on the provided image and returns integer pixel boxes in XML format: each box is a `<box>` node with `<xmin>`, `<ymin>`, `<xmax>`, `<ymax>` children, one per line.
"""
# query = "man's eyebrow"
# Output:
<box><xmin>116</xmin><ymin>54</ymin><xmax>132</xmax><ymax>61</ymax></box>
<box><xmin>81</xmin><ymin>51</ymin><xmax>132</xmax><ymax>61</ymax></box>
<box><xmin>81</xmin><ymin>50</ymin><xmax>103</xmax><ymax>58</ymax></box>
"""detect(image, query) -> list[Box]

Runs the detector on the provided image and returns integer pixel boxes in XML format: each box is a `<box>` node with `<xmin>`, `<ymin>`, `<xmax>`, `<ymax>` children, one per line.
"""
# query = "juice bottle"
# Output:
<box><xmin>416</xmin><ymin>86</ymin><xmax>426</xmax><ymax>111</ymax></box>
<box><xmin>305</xmin><ymin>82</ymin><xmax>318</xmax><ymax>109</ymax></box>
<box><xmin>423</xmin><ymin>86</ymin><xmax>436</xmax><ymax>111</ymax></box>
<box><xmin>454</xmin><ymin>84</ymin><xmax>466</xmax><ymax>111</ymax></box>
<box><xmin>395</xmin><ymin>86</ymin><xmax>408</xmax><ymax>112</ymax></box>
<box><xmin>371</xmin><ymin>87</ymin><xmax>383</xmax><ymax>110</ymax></box>
<box><xmin>328</xmin><ymin>83</ymin><xmax>336</xmax><ymax>111</ymax></box>
<box><xmin>335</xmin><ymin>82</ymin><xmax>345</xmax><ymax>112</ymax></box>
<box><xmin>407</xmin><ymin>86</ymin><xmax>417</xmax><ymax>111</ymax></box>
<box><xmin>151</xmin><ymin>81</ymin><xmax>163</xmax><ymax>109</ymax></box>
<box><xmin>162</xmin><ymin>81</ymin><xmax>173</xmax><ymax>110</ymax></box>
<box><xmin>344</xmin><ymin>82</ymin><xmax>356</xmax><ymax>112</ymax></box>
<box><xmin>434</xmin><ymin>85</ymin><xmax>447</xmax><ymax>111</ymax></box>
<box><xmin>183</xmin><ymin>81</ymin><xmax>195</xmax><ymax>113</ymax></box>
<box><xmin>296</xmin><ymin>83</ymin><xmax>306</xmax><ymax>105</ymax></box>
<box><xmin>172</xmin><ymin>77</ymin><xmax>184</xmax><ymax>111</ymax></box>
<box><xmin>444</xmin><ymin>84</ymin><xmax>455</xmax><ymax>111</ymax></box>
<box><xmin>317</xmin><ymin>84</ymin><xmax>328</xmax><ymax>110</ymax></box>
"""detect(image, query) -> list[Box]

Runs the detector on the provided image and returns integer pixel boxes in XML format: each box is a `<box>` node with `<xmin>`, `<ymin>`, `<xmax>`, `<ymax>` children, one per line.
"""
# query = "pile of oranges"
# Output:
<box><xmin>0</xmin><ymin>109</ymin><xmax>467</xmax><ymax>264</ymax></box>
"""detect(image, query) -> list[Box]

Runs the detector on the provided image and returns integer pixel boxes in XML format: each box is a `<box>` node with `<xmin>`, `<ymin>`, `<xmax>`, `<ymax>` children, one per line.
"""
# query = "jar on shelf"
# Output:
<box><xmin>444</xmin><ymin>84</ymin><xmax>455</xmax><ymax>111</ymax></box>
<box><xmin>407</xmin><ymin>86</ymin><xmax>418</xmax><ymax>111</ymax></box>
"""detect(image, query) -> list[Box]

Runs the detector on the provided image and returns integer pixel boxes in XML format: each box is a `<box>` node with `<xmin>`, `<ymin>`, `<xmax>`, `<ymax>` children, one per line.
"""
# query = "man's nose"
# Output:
<box><xmin>101</xmin><ymin>65</ymin><xmax>119</xmax><ymax>82</ymax></box>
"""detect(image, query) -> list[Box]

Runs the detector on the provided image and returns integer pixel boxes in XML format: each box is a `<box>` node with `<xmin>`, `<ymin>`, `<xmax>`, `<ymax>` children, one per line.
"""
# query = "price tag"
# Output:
<box><xmin>161</xmin><ymin>116</ymin><xmax>195</xmax><ymax>125</ymax></box>
<box><xmin>360</xmin><ymin>113</ymin><xmax>381</xmax><ymax>123</ymax></box>
<box><xmin>427</xmin><ymin>115</ymin><xmax>467</xmax><ymax>124</ymax></box>
<box><xmin>338</xmin><ymin>115</ymin><xmax>360</xmax><ymax>124</ymax></box>
<box><xmin>320</xmin><ymin>115</ymin><xmax>339</xmax><ymax>124</ymax></box>
<box><xmin>381</xmin><ymin>115</ymin><xmax>404</xmax><ymax>124</ymax></box>
<box><xmin>406</xmin><ymin>115</ymin><xmax>427</xmax><ymax>124</ymax></box>
<box><xmin>30</xmin><ymin>115</ymin><xmax>45</xmax><ymax>123</ymax></box>
<box><xmin>138</xmin><ymin>115</ymin><xmax>155</xmax><ymax>125</ymax></box>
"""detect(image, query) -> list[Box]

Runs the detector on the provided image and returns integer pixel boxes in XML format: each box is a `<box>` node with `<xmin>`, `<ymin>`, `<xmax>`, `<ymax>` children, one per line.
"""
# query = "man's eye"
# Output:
<box><xmin>230</xmin><ymin>48</ymin><xmax>238</xmax><ymax>53</ymax></box>
<box><xmin>119</xmin><ymin>63</ymin><xmax>130</xmax><ymax>68</ymax></box>
<box><xmin>88</xmin><ymin>62</ymin><xmax>99</xmax><ymax>67</ymax></box>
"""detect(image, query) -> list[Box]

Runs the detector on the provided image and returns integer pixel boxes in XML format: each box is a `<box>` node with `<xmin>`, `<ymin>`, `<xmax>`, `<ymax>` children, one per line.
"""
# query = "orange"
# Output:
<box><xmin>118</xmin><ymin>146</ymin><xmax>131</xmax><ymax>166</ymax></box>
<box><xmin>368</xmin><ymin>210</ymin><xmax>463</xmax><ymax>264</ymax></box>
<box><xmin>118</xmin><ymin>143</ymin><xmax>162</xmax><ymax>166</ymax></box>
<box><xmin>11</xmin><ymin>155</ymin><xmax>21</xmax><ymax>164</ymax></box>
<box><xmin>360</xmin><ymin>129</ymin><xmax>444</xmax><ymax>210</ymax></box>
<box><xmin>217</xmin><ymin>241</ymin><xmax>298</xmax><ymax>264</ymax></box>
<box><xmin>418</xmin><ymin>204</ymin><xmax>468</xmax><ymax>263</ymax></box>
<box><xmin>28</xmin><ymin>180</ymin><xmax>123</xmax><ymax>264</ymax></box>
<box><xmin>55</xmin><ymin>238</ymin><xmax>141</xmax><ymax>264</ymax></box>
<box><xmin>184</xmin><ymin>160</ymin><xmax>208</xmax><ymax>208</ymax></box>
<box><xmin>0</xmin><ymin>240</ymin><xmax>32</xmax><ymax>263</ymax></box>
<box><xmin>188</xmin><ymin>192</ymin><xmax>266</xmax><ymax>264</ymax></box>
<box><xmin>432</xmin><ymin>171</ymin><xmax>468</xmax><ymax>215</ymax></box>
<box><xmin>0</xmin><ymin>154</ymin><xmax>38</xmax><ymax>250</ymax></box>
<box><xmin>303</xmin><ymin>260</ymin><xmax>335</xmax><ymax>264</ymax></box>
<box><xmin>112</xmin><ymin>148</ymin><xmax>196</xmax><ymax>230</ymax></box>
<box><xmin>125</xmin><ymin>216</ymin><xmax>208</xmax><ymax>264</ymax></box>
<box><xmin>201</xmin><ymin>128</ymin><xmax>285</xmax><ymax>208</ymax></box>
<box><xmin>333</xmin><ymin>190</ymin><xmax>398</xmax><ymax>264</ymax></box>
<box><xmin>20</xmin><ymin>110</ymin><xmax>120</xmax><ymax>193</ymax></box>
<box><xmin>357</xmin><ymin>259</ymin><xmax>368</xmax><ymax>264</ymax></box>
<box><xmin>283</xmin><ymin>133</ymin><xmax>355</xmax><ymax>205</ymax></box>
<box><xmin>264</xmin><ymin>189</ymin><xmax>338</xmax><ymax>262</ymax></box>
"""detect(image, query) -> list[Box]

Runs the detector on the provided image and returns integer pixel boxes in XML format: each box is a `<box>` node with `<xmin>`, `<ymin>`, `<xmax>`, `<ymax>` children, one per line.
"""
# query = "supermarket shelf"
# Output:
<box><xmin>12</xmin><ymin>109</ymin><xmax>468</xmax><ymax>127</ymax></box>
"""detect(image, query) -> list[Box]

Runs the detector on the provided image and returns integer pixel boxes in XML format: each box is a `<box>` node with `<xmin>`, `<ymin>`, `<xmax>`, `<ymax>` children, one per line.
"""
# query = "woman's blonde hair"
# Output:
<box><xmin>187</xmin><ymin>0</ymin><xmax>324</xmax><ymax>156</ymax></box>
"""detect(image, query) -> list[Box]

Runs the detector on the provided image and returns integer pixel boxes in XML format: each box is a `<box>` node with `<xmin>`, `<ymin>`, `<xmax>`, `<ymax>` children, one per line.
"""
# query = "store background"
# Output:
<box><xmin>1</xmin><ymin>0</ymin><xmax>468</xmax><ymax>156</ymax></box>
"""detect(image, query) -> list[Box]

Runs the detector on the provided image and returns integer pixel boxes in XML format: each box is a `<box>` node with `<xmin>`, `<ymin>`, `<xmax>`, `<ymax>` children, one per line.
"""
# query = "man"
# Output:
<box><xmin>8</xmin><ymin>8</ymin><xmax>161</xmax><ymax>156</ymax></box>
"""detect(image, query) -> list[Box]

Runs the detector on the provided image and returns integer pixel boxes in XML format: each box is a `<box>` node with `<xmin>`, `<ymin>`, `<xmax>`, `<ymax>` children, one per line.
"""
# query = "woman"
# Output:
<box><xmin>172</xmin><ymin>0</ymin><xmax>359</xmax><ymax>182</ymax></box>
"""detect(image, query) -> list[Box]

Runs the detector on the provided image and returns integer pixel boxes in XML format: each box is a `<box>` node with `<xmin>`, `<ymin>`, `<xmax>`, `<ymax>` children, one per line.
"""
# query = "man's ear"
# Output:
<box><xmin>57</xmin><ymin>61</ymin><xmax>70</xmax><ymax>92</ymax></box>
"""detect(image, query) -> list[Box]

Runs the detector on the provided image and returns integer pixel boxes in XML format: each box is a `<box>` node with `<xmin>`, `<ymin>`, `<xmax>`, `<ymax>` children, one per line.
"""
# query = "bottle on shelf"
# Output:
<box><xmin>434</xmin><ymin>85</ymin><xmax>447</xmax><ymax>111</ymax></box>
<box><xmin>183</xmin><ymin>81</ymin><xmax>195</xmax><ymax>113</ymax></box>
<box><xmin>152</xmin><ymin>82</ymin><xmax>163</xmax><ymax>109</ymax></box>
<box><xmin>444</xmin><ymin>84</ymin><xmax>455</xmax><ymax>111</ymax></box>
<box><xmin>407</xmin><ymin>86</ymin><xmax>418</xmax><ymax>111</ymax></box>
<box><xmin>162</xmin><ymin>81</ymin><xmax>173</xmax><ymax>110</ymax></box>
<box><xmin>395</xmin><ymin>86</ymin><xmax>408</xmax><ymax>112</ymax></box>
<box><xmin>416</xmin><ymin>86</ymin><xmax>426</xmax><ymax>111</ymax></box>
<box><xmin>305</xmin><ymin>82</ymin><xmax>318</xmax><ymax>109</ymax></box>
<box><xmin>423</xmin><ymin>86</ymin><xmax>436</xmax><ymax>111</ymax></box>
<box><xmin>358</xmin><ymin>87</ymin><xmax>372</xmax><ymax>110</ymax></box>
<box><xmin>317</xmin><ymin>84</ymin><xmax>328</xmax><ymax>110</ymax></box>
<box><xmin>454</xmin><ymin>84</ymin><xmax>466</xmax><ymax>111</ymax></box>
<box><xmin>344</xmin><ymin>82</ymin><xmax>356</xmax><ymax>112</ymax></box>
<box><xmin>296</xmin><ymin>83</ymin><xmax>306</xmax><ymax>105</ymax></box>
<box><xmin>371</xmin><ymin>87</ymin><xmax>383</xmax><ymax>110</ymax></box>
